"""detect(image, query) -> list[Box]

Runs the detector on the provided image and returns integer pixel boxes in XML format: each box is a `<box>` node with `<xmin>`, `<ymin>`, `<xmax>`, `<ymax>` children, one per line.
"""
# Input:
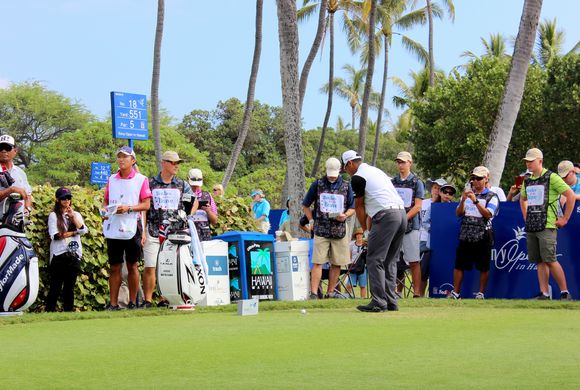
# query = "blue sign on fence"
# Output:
<box><xmin>90</xmin><ymin>162</ymin><xmax>111</xmax><ymax>185</ymax></box>
<box><xmin>429</xmin><ymin>201</ymin><xmax>580</xmax><ymax>299</ymax></box>
<box><xmin>110</xmin><ymin>91</ymin><xmax>148</xmax><ymax>140</ymax></box>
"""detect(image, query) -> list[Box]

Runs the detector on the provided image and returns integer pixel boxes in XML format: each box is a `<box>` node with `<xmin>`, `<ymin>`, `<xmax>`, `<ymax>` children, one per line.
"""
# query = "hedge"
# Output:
<box><xmin>26</xmin><ymin>185</ymin><xmax>257</xmax><ymax>312</ymax></box>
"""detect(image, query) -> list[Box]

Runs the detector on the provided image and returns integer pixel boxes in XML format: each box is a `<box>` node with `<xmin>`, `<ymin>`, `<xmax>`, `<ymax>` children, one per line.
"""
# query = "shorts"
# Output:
<box><xmin>142</xmin><ymin>231</ymin><xmax>160</xmax><ymax>268</ymax></box>
<box><xmin>106</xmin><ymin>229</ymin><xmax>143</xmax><ymax>265</ymax></box>
<box><xmin>347</xmin><ymin>267</ymin><xmax>368</xmax><ymax>288</ymax></box>
<box><xmin>454</xmin><ymin>238</ymin><xmax>491</xmax><ymax>272</ymax></box>
<box><xmin>312</xmin><ymin>234</ymin><xmax>350</xmax><ymax>266</ymax></box>
<box><xmin>526</xmin><ymin>229</ymin><xmax>557</xmax><ymax>263</ymax></box>
<box><xmin>420</xmin><ymin>241</ymin><xmax>431</xmax><ymax>281</ymax></box>
<box><xmin>401</xmin><ymin>230</ymin><xmax>421</xmax><ymax>265</ymax></box>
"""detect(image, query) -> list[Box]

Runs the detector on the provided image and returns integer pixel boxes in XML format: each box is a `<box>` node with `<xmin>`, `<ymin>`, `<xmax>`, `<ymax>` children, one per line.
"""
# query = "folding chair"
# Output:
<box><xmin>318</xmin><ymin>263</ymin><xmax>353</xmax><ymax>299</ymax></box>
<box><xmin>396</xmin><ymin>254</ymin><xmax>414</xmax><ymax>298</ymax></box>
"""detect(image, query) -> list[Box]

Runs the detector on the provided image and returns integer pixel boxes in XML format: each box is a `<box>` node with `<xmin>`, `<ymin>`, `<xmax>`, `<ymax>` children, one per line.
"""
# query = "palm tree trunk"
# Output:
<box><xmin>150</xmin><ymin>0</ymin><xmax>165</xmax><ymax>171</ymax></box>
<box><xmin>372</xmin><ymin>38</ymin><xmax>389</xmax><ymax>166</ymax></box>
<box><xmin>351</xmin><ymin>105</ymin><xmax>355</xmax><ymax>131</ymax></box>
<box><xmin>310</xmin><ymin>11</ymin><xmax>334</xmax><ymax>178</ymax></box>
<box><xmin>357</xmin><ymin>0</ymin><xmax>377</xmax><ymax>158</ymax></box>
<box><xmin>426</xmin><ymin>0</ymin><xmax>435</xmax><ymax>87</ymax></box>
<box><xmin>276</xmin><ymin>0</ymin><xmax>305</xmax><ymax>237</ymax></box>
<box><xmin>299</xmin><ymin>0</ymin><xmax>328</xmax><ymax>111</ymax></box>
<box><xmin>222</xmin><ymin>0</ymin><xmax>263</xmax><ymax>189</ymax></box>
<box><xmin>483</xmin><ymin>0</ymin><xmax>543</xmax><ymax>187</ymax></box>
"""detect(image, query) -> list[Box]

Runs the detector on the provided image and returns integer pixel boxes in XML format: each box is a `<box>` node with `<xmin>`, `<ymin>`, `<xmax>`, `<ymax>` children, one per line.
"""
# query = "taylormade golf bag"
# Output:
<box><xmin>0</xmin><ymin>192</ymin><xmax>38</xmax><ymax>312</ymax></box>
<box><xmin>156</xmin><ymin>209</ymin><xmax>207</xmax><ymax>306</ymax></box>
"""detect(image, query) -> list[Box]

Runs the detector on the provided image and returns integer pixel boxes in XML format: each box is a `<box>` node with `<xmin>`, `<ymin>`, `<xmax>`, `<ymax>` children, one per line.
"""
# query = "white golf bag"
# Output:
<box><xmin>0</xmin><ymin>193</ymin><xmax>38</xmax><ymax>312</ymax></box>
<box><xmin>156</xmin><ymin>210</ymin><xmax>207</xmax><ymax>306</ymax></box>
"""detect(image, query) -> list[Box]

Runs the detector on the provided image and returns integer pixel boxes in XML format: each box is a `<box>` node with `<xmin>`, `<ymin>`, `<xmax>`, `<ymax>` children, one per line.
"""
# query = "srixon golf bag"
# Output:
<box><xmin>0</xmin><ymin>190</ymin><xmax>38</xmax><ymax>313</ymax></box>
<box><xmin>156</xmin><ymin>209</ymin><xmax>207</xmax><ymax>307</ymax></box>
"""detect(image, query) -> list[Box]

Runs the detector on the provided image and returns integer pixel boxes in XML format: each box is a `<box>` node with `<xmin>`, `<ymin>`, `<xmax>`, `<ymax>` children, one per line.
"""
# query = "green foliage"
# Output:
<box><xmin>27</xmin><ymin>185</ymin><xmax>108</xmax><ymax>311</ymax></box>
<box><xmin>408</xmin><ymin>55</ymin><xmax>577</xmax><ymax>188</ymax></box>
<box><xmin>0</xmin><ymin>81</ymin><xmax>93</xmax><ymax>168</ymax></box>
<box><xmin>28</xmin><ymin>120</ymin><xmax>217</xmax><ymax>188</ymax></box>
<box><xmin>211</xmin><ymin>196</ymin><xmax>257</xmax><ymax>235</ymax></box>
<box><xmin>231</xmin><ymin>167</ymin><xmax>287</xmax><ymax>207</ymax></box>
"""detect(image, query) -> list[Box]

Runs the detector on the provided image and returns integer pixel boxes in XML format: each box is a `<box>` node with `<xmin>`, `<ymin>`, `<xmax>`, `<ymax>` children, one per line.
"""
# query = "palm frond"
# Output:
<box><xmin>395</xmin><ymin>8</ymin><xmax>427</xmax><ymax>29</ymax></box>
<box><xmin>297</xmin><ymin>3</ymin><xmax>320</xmax><ymax>22</ymax></box>
<box><xmin>401</xmin><ymin>36</ymin><xmax>429</xmax><ymax>65</ymax></box>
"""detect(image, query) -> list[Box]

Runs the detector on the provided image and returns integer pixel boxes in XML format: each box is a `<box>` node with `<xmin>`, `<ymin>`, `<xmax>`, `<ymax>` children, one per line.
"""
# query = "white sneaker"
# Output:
<box><xmin>448</xmin><ymin>291</ymin><xmax>460</xmax><ymax>299</ymax></box>
<box><xmin>475</xmin><ymin>292</ymin><xmax>485</xmax><ymax>299</ymax></box>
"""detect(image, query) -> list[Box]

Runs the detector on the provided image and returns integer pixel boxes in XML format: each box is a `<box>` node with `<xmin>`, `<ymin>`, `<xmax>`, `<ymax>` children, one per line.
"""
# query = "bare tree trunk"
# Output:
<box><xmin>299</xmin><ymin>0</ymin><xmax>328</xmax><ymax>111</ymax></box>
<box><xmin>222</xmin><ymin>0</ymin><xmax>263</xmax><ymax>189</ymax></box>
<box><xmin>372</xmin><ymin>38</ymin><xmax>389</xmax><ymax>166</ymax></box>
<box><xmin>310</xmin><ymin>11</ymin><xmax>334</xmax><ymax>178</ymax></box>
<box><xmin>426</xmin><ymin>0</ymin><xmax>435</xmax><ymax>87</ymax></box>
<box><xmin>150</xmin><ymin>0</ymin><xmax>165</xmax><ymax>172</ymax></box>
<box><xmin>357</xmin><ymin>0</ymin><xmax>377</xmax><ymax>158</ymax></box>
<box><xmin>276</xmin><ymin>0</ymin><xmax>305</xmax><ymax>237</ymax></box>
<box><xmin>483</xmin><ymin>0</ymin><xmax>543</xmax><ymax>187</ymax></box>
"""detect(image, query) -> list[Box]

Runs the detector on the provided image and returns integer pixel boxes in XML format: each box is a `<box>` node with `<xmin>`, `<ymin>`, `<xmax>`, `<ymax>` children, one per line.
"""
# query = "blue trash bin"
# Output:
<box><xmin>214</xmin><ymin>231</ymin><xmax>277</xmax><ymax>302</ymax></box>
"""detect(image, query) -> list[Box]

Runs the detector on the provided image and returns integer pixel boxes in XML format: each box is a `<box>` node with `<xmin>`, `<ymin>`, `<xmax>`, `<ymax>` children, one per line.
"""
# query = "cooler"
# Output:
<box><xmin>213</xmin><ymin>231</ymin><xmax>277</xmax><ymax>301</ymax></box>
<box><xmin>199</xmin><ymin>240</ymin><xmax>230</xmax><ymax>306</ymax></box>
<box><xmin>274</xmin><ymin>240</ymin><xmax>310</xmax><ymax>301</ymax></box>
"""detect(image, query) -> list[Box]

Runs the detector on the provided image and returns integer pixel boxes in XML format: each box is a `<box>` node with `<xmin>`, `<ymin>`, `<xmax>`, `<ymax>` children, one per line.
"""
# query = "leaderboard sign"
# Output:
<box><xmin>110</xmin><ymin>91</ymin><xmax>148</xmax><ymax>140</ymax></box>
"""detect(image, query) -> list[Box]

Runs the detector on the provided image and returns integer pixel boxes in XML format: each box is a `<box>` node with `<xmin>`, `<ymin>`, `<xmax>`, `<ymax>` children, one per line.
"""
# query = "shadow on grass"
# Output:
<box><xmin>1</xmin><ymin>297</ymin><xmax>578</xmax><ymax>326</ymax></box>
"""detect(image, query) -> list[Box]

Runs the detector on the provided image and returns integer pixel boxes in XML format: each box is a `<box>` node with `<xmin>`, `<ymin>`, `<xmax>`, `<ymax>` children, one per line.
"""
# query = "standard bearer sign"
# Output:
<box><xmin>90</xmin><ymin>162</ymin><xmax>111</xmax><ymax>185</ymax></box>
<box><xmin>110</xmin><ymin>91</ymin><xmax>148</xmax><ymax>140</ymax></box>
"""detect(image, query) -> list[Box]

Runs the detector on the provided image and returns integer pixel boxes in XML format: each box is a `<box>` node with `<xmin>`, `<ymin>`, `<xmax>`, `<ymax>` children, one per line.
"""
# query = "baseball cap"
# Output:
<box><xmin>117</xmin><ymin>146</ymin><xmax>136</xmax><ymax>158</ymax></box>
<box><xmin>523</xmin><ymin>148</ymin><xmax>543</xmax><ymax>161</ymax></box>
<box><xmin>162</xmin><ymin>150</ymin><xmax>183</xmax><ymax>163</ymax></box>
<box><xmin>471</xmin><ymin>166</ymin><xmax>489</xmax><ymax>178</ymax></box>
<box><xmin>250</xmin><ymin>189</ymin><xmax>264</xmax><ymax>197</ymax></box>
<box><xmin>188</xmin><ymin>168</ymin><xmax>203</xmax><ymax>186</ymax></box>
<box><xmin>55</xmin><ymin>187</ymin><xmax>72</xmax><ymax>200</ymax></box>
<box><xmin>395</xmin><ymin>151</ymin><xmax>412</xmax><ymax>162</ymax></box>
<box><xmin>341</xmin><ymin>150</ymin><xmax>362</xmax><ymax>166</ymax></box>
<box><xmin>426</xmin><ymin>178</ymin><xmax>447</xmax><ymax>191</ymax></box>
<box><xmin>326</xmin><ymin>157</ymin><xmax>341</xmax><ymax>177</ymax></box>
<box><xmin>558</xmin><ymin>160</ymin><xmax>574</xmax><ymax>178</ymax></box>
<box><xmin>0</xmin><ymin>134</ymin><xmax>15</xmax><ymax>146</ymax></box>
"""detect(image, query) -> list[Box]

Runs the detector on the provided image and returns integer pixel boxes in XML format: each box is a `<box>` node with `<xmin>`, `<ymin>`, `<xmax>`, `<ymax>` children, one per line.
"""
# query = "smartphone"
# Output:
<box><xmin>198</xmin><ymin>200</ymin><xmax>209</xmax><ymax>207</ymax></box>
<box><xmin>514</xmin><ymin>175</ymin><xmax>524</xmax><ymax>187</ymax></box>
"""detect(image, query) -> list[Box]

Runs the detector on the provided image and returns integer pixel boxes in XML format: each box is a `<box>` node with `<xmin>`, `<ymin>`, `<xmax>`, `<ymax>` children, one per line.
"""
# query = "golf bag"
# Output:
<box><xmin>0</xmin><ymin>192</ymin><xmax>38</xmax><ymax>312</ymax></box>
<box><xmin>156</xmin><ymin>210</ymin><xmax>207</xmax><ymax>306</ymax></box>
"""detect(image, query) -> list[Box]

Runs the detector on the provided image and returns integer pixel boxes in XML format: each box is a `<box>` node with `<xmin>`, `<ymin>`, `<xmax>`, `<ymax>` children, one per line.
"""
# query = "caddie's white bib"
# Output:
<box><xmin>103</xmin><ymin>172</ymin><xmax>146</xmax><ymax>240</ymax></box>
<box><xmin>526</xmin><ymin>185</ymin><xmax>544</xmax><ymax>206</ymax></box>
<box><xmin>396</xmin><ymin>187</ymin><xmax>413</xmax><ymax>208</ymax></box>
<box><xmin>152</xmin><ymin>188</ymin><xmax>180</xmax><ymax>210</ymax></box>
<box><xmin>465</xmin><ymin>198</ymin><xmax>487</xmax><ymax>218</ymax></box>
<box><xmin>190</xmin><ymin>210</ymin><xmax>209</xmax><ymax>222</ymax></box>
<box><xmin>319</xmin><ymin>192</ymin><xmax>344</xmax><ymax>214</ymax></box>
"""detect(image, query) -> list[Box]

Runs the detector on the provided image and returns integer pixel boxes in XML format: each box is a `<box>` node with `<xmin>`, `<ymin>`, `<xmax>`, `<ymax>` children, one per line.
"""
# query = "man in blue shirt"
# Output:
<box><xmin>303</xmin><ymin>157</ymin><xmax>355</xmax><ymax>299</ymax></box>
<box><xmin>251</xmin><ymin>190</ymin><xmax>271</xmax><ymax>233</ymax></box>
<box><xmin>558</xmin><ymin>160</ymin><xmax>580</xmax><ymax>200</ymax></box>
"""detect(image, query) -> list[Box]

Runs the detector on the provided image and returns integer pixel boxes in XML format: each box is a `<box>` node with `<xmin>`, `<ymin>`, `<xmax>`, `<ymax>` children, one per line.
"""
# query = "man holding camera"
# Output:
<box><xmin>142</xmin><ymin>151</ymin><xmax>194</xmax><ymax>308</ymax></box>
<box><xmin>0</xmin><ymin>134</ymin><xmax>32</xmax><ymax>210</ymax></box>
<box><xmin>187</xmin><ymin>168</ymin><xmax>218</xmax><ymax>241</ymax></box>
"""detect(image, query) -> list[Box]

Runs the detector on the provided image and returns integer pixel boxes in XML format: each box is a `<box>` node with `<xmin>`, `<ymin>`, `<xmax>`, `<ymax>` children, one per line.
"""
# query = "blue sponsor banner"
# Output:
<box><xmin>429</xmin><ymin>201</ymin><xmax>580</xmax><ymax>299</ymax></box>
<box><xmin>206</xmin><ymin>255</ymin><xmax>228</xmax><ymax>276</ymax></box>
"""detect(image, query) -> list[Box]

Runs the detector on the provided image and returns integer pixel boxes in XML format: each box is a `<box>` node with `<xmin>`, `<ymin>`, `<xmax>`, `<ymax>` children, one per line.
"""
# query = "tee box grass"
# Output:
<box><xmin>1</xmin><ymin>299</ymin><xmax>579</xmax><ymax>389</ymax></box>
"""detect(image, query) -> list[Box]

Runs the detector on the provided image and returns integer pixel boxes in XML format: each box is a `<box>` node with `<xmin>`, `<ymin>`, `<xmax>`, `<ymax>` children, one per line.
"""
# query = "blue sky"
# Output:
<box><xmin>1</xmin><ymin>0</ymin><xmax>578</xmax><ymax>132</ymax></box>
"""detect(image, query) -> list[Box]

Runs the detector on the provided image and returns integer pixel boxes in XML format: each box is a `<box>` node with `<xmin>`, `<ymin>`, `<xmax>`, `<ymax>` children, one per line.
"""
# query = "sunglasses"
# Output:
<box><xmin>470</xmin><ymin>176</ymin><xmax>484</xmax><ymax>181</ymax></box>
<box><xmin>212</xmin><ymin>188</ymin><xmax>220</xmax><ymax>192</ymax></box>
<box><xmin>59</xmin><ymin>195</ymin><xmax>72</xmax><ymax>201</ymax></box>
<box><xmin>190</xmin><ymin>177</ymin><xmax>202</xmax><ymax>181</ymax></box>
<box><xmin>441</xmin><ymin>190</ymin><xmax>454</xmax><ymax>195</ymax></box>
<box><xmin>163</xmin><ymin>160</ymin><xmax>181</xmax><ymax>166</ymax></box>
<box><xmin>0</xmin><ymin>144</ymin><xmax>13</xmax><ymax>152</ymax></box>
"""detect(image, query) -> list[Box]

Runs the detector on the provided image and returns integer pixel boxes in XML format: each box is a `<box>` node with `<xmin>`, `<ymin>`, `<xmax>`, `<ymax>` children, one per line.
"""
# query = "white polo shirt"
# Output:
<box><xmin>351</xmin><ymin>163</ymin><xmax>404</xmax><ymax>217</ymax></box>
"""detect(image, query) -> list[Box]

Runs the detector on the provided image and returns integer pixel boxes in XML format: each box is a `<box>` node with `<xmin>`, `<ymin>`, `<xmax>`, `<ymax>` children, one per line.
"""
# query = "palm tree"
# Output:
<box><xmin>425</xmin><ymin>0</ymin><xmax>455</xmax><ymax>87</ymax></box>
<box><xmin>357</xmin><ymin>0</ymin><xmax>378</xmax><ymax>158</ymax></box>
<box><xmin>354</xmin><ymin>0</ymin><xmax>429</xmax><ymax>165</ymax></box>
<box><xmin>482</xmin><ymin>0</ymin><xmax>543</xmax><ymax>187</ymax></box>
<box><xmin>297</xmin><ymin>0</ymin><xmax>328</xmax><ymax>110</ymax></box>
<box><xmin>299</xmin><ymin>0</ymin><xmax>358</xmax><ymax>177</ymax></box>
<box><xmin>535</xmin><ymin>18</ymin><xmax>579</xmax><ymax>67</ymax></box>
<box><xmin>276</xmin><ymin>0</ymin><xmax>305</xmax><ymax>236</ymax></box>
<box><xmin>462</xmin><ymin>33</ymin><xmax>508</xmax><ymax>59</ymax></box>
<box><xmin>150</xmin><ymin>0</ymin><xmax>165</xmax><ymax>171</ymax></box>
<box><xmin>222</xmin><ymin>0</ymin><xmax>263</xmax><ymax>189</ymax></box>
<box><xmin>321</xmin><ymin>64</ymin><xmax>367</xmax><ymax>133</ymax></box>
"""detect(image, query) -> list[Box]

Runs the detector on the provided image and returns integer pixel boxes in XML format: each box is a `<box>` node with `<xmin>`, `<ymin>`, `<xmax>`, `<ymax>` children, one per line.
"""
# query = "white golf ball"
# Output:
<box><xmin>300</xmin><ymin>309</ymin><xmax>307</xmax><ymax>315</ymax></box>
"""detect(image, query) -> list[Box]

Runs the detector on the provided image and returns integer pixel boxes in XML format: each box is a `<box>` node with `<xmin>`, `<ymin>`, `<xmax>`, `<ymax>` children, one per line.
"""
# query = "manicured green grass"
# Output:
<box><xmin>2</xmin><ymin>299</ymin><xmax>579</xmax><ymax>389</ymax></box>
